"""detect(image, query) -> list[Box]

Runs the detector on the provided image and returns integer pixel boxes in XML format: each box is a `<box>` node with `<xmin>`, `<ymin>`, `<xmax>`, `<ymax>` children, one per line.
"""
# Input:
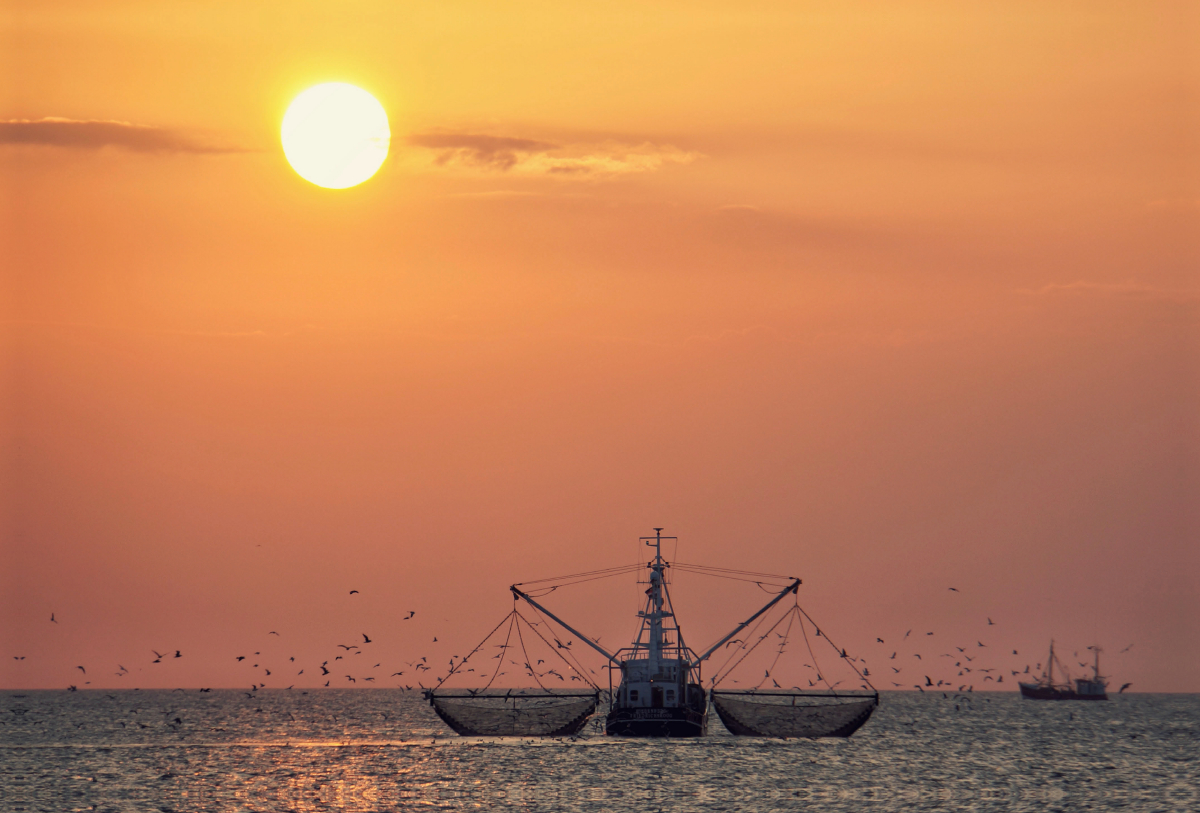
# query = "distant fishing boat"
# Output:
<box><xmin>1018</xmin><ymin>641</ymin><xmax>1107</xmax><ymax>701</ymax></box>
<box><xmin>427</xmin><ymin>528</ymin><xmax>878</xmax><ymax>738</ymax></box>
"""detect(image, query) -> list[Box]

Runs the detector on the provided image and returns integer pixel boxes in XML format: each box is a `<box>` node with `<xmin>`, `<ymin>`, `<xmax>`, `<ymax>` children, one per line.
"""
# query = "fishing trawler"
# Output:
<box><xmin>426</xmin><ymin>529</ymin><xmax>878</xmax><ymax>738</ymax></box>
<box><xmin>1018</xmin><ymin>641</ymin><xmax>1108</xmax><ymax>701</ymax></box>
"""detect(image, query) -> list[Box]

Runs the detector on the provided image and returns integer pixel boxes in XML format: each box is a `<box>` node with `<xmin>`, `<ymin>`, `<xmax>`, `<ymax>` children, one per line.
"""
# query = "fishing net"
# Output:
<box><xmin>428</xmin><ymin>691</ymin><xmax>598</xmax><ymax>737</ymax></box>
<box><xmin>711</xmin><ymin>691</ymin><xmax>877</xmax><ymax>738</ymax></box>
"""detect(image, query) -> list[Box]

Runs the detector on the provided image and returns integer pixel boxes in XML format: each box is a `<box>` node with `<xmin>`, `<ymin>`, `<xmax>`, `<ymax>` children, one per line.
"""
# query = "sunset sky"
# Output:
<box><xmin>3</xmin><ymin>2</ymin><xmax>1197</xmax><ymax>692</ymax></box>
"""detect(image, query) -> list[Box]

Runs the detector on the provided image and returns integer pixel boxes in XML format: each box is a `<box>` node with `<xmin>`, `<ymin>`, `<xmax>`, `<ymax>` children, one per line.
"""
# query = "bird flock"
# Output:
<box><xmin>8</xmin><ymin>585</ymin><xmax>1132</xmax><ymax>696</ymax></box>
<box><xmin>7</xmin><ymin>590</ymin><xmax>460</xmax><ymax>694</ymax></box>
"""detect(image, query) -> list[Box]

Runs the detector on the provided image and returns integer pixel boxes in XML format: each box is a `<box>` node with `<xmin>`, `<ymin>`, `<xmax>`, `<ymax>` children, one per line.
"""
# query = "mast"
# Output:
<box><xmin>1047</xmin><ymin>640</ymin><xmax>1054</xmax><ymax>685</ymax></box>
<box><xmin>645</xmin><ymin>528</ymin><xmax>667</xmax><ymax>677</ymax></box>
<box><xmin>1091</xmin><ymin>646</ymin><xmax>1102</xmax><ymax>681</ymax></box>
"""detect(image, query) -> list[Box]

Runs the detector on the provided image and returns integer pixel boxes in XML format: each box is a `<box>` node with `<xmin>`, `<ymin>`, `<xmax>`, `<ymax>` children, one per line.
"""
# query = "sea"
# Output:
<box><xmin>2</xmin><ymin>690</ymin><xmax>1196</xmax><ymax>812</ymax></box>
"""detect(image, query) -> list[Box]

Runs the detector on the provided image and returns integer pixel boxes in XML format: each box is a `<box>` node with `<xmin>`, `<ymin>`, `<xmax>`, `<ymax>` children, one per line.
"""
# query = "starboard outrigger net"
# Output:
<box><xmin>707</xmin><ymin>599</ymin><xmax>878</xmax><ymax>738</ymax></box>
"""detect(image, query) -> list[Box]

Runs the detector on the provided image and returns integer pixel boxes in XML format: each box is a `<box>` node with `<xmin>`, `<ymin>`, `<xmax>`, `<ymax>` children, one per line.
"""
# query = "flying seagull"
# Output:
<box><xmin>362</xmin><ymin>634</ymin><xmax>372</xmax><ymax>644</ymax></box>
<box><xmin>350</xmin><ymin>590</ymin><xmax>359</xmax><ymax>595</ymax></box>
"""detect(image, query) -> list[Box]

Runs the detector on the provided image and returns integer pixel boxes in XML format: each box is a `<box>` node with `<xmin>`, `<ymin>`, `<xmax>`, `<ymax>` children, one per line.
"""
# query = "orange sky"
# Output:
<box><xmin>2</xmin><ymin>1</ymin><xmax>1198</xmax><ymax>692</ymax></box>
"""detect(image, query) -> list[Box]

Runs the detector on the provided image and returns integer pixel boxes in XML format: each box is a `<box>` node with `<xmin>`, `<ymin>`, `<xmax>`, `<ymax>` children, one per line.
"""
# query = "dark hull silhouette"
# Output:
<box><xmin>1018</xmin><ymin>682</ymin><xmax>1107</xmax><ymax>701</ymax></box>
<box><xmin>605</xmin><ymin>705</ymin><xmax>707</xmax><ymax>737</ymax></box>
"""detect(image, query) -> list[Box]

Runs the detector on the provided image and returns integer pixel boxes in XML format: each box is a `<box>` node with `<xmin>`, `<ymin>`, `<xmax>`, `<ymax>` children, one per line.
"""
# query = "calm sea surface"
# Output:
<box><xmin>2</xmin><ymin>690</ymin><xmax>1196</xmax><ymax>812</ymax></box>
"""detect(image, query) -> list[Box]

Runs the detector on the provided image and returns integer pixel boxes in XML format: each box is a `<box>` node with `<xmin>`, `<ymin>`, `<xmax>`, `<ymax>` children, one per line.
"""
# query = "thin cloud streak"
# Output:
<box><xmin>0</xmin><ymin>117</ymin><xmax>246</xmax><ymax>154</ymax></box>
<box><xmin>406</xmin><ymin>133</ymin><xmax>557</xmax><ymax>170</ymax></box>
<box><xmin>405</xmin><ymin>130</ymin><xmax>700</xmax><ymax>177</ymax></box>
<box><xmin>1018</xmin><ymin>281</ymin><xmax>1200</xmax><ymax>303</ymax></box>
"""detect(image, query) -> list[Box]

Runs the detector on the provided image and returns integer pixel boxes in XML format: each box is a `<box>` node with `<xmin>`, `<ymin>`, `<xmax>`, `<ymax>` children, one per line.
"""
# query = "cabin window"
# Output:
<box><xmin>629</xmin><ymin>689</ymin><xmax>639</xmax><ymax>702</ymax></box>
<box><xmin>666</xmin><ymin>690</ymin><xmax>676</xmax><ymax>703</ymax></box>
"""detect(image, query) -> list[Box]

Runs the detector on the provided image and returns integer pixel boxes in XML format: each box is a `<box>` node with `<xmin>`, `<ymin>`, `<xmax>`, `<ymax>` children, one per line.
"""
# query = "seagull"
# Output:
<box><xmin>949</xmin><ymin>587</ymin><xmax>959</xmax><ymax>592</ymax></box>
<box><xmin>1120</xmin><ymin>644</ymin><xmax>1134</xmax><ymax>653</ymax></box>
<box><xmin>987</xmin><ymin>618</ymin><xmax>995</xmax><ymax>625</ymax></box>
<box><xmin>1119</xmin><ymin>682</ymin><xmax>1132</xmax><ymax>693</ymax></box>
<box><xmin>174</xmin><ymin>651</ymin><xmax>181</xmax><ymax>658</ymax></box>
<box><xmin>236</xmin><ymin>656</ymin><xmax>245</xmax><ymax>661</ymax></box>
<box><xmin>405</xmin><ymin>611</ymin><xmax>415</xmax><ymax>619</ymax></box>
<box><xmin>876</xmin><ymin>638</ymin><xmax>885</xmax><ymax>643</ymax></box>
<box><xmin>350</xmin><ymin>590</ymin><xmax>359</xmax><ymax>595</ymax></box>
<box><xmin>337</xmin><ymin>645</ymin><xmax>358</xmax><ymax>651</ymax></box>
<box><xmin>51</xmin><ymin>613</ymin><xmax>57</xmax><ymax>623</ymax></box>
<box><xmin>362</xmin><ymin>634</ymin><xmax>372</xmax><ymax>644</ymax></box>
<box><xmin>76</xmin><ymin>666</ymin><xmax>86</xmax><ymax>674</ymax></box>
<box><xmin>904</xmin><ymin>630</ymin><xmax>912</xmax><ymax>639</ymax></box>
<box><xmin>269</xmin><ymin>631</ymin><xmax>280</xmax><ymax>636</ymax></box>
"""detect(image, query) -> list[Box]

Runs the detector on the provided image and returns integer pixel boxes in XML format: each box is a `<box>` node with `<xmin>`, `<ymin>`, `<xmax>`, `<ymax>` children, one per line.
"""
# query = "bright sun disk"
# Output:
<box><xmin>281</xmin><ymin>83</ymin><xmax>390</xmax><ymax>189</ymax></box>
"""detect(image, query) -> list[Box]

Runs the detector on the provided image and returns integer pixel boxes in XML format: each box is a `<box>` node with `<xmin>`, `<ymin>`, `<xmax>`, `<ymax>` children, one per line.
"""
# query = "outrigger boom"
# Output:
<box><xmin>509</xmin><ymin>585</ymin><xmax>619</xmax><ymax>663</ymax></box>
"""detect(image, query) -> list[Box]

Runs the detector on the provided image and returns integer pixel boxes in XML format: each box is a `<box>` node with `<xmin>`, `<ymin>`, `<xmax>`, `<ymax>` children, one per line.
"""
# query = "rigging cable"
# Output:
<box><xmin>435</xmin><ymin>609</ymin><xmax>516</xmax><ymax>689</ymax></box>
<box><xmin>795</xmin><ymin>604</ymin><xmax>876</xmax><ymax>693</ymax></box>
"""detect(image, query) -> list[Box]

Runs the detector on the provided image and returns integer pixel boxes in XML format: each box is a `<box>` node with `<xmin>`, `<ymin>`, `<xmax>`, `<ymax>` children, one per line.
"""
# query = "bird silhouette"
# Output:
<box><xmin>51</xmin><ymin>613</ymin><xmax>57</xmax><ymax>623</ymax></box>
<box><xmin>362</xmin><ymin>634</ymin><xmax>372</xmax><ymax>644</ymax></box>
<box><xmin>236</xmin><ymin>656</ymin><xmax>245</xmax><ymax>661</ymax></box>
<box><xmin>269</xmin><ymin>631</ymin><xmax>280</xmax><ymax>636</ymax></box>
<box><xmin>174</xmin><ymin>651</ymin><xmax>181</xmax><ymax>658</ymax></box>
<box><xmin>948</xmin><ymin>587</ymin><xmax>959</xmax><ymax>592</ymax></box>
<box><xmin>350</xmin><ymin>590</ymin><xmax>359</xmax><ymax>595</ymax></box>
<box><xmin>1119</xmin><ymin>682</ymin><xmax>1132</xmax><ymax>693</ymax></box>
<box><xmin>987</xmin><ymin>618</ymin><xmax>995</xmax><ymax>625</ymax></box>
<box><xmin>76</xmin><ymin>666</ymin><xmax>86</xmax><ymax>674</ymax></box>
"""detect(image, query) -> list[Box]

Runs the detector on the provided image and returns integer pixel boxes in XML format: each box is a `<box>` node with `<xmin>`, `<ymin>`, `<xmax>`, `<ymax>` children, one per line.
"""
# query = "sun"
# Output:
<box><xmin>281</xmin><ymin>83</ymin><xmax>390</xmax><ymax>189</ymax></box>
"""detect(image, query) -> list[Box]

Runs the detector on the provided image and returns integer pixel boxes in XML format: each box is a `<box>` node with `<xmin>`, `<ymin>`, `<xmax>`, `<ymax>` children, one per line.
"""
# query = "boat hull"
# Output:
<box><xmin>1018</xmin><ymin>682</ymin><xmax>1107</xmax><ymax>701</ymax></box>
<box><xmin>605</xmin><ymin>706</ymin><xmax>708</xmax><ymax>737</ymax></box>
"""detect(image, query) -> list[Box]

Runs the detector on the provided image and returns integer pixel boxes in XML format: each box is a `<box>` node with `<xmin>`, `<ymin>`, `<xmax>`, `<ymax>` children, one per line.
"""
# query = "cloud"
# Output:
<box><xmin>1018</xmin><ymin>281</ymin><xmax>1200</xmax><ymax>302</ymax></box>
<box><xmin>0</xmin><ymin>117</ymin><xmax>244</xmax><ymax>153</ymax></box>
<box><xmin>405</xmin><ymin>130</ymin><xmax>699</xmax><ymax>177</ymax></box>
<box><xmin>406</xmin><ymin>133</ymin><xmax>556</xmax><ymax>170</ymax></box>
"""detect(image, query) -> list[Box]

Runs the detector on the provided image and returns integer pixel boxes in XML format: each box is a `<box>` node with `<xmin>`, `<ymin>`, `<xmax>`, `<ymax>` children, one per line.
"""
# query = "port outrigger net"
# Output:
<box><xmin>703</xmin><ymin>583</ymin><xmax>878</xmax><ymax>738</ymax></box>
<box><xmin>426</xmin><ymin>609</ymin><xmax>599</xmax><ymax>737</ymax></box>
